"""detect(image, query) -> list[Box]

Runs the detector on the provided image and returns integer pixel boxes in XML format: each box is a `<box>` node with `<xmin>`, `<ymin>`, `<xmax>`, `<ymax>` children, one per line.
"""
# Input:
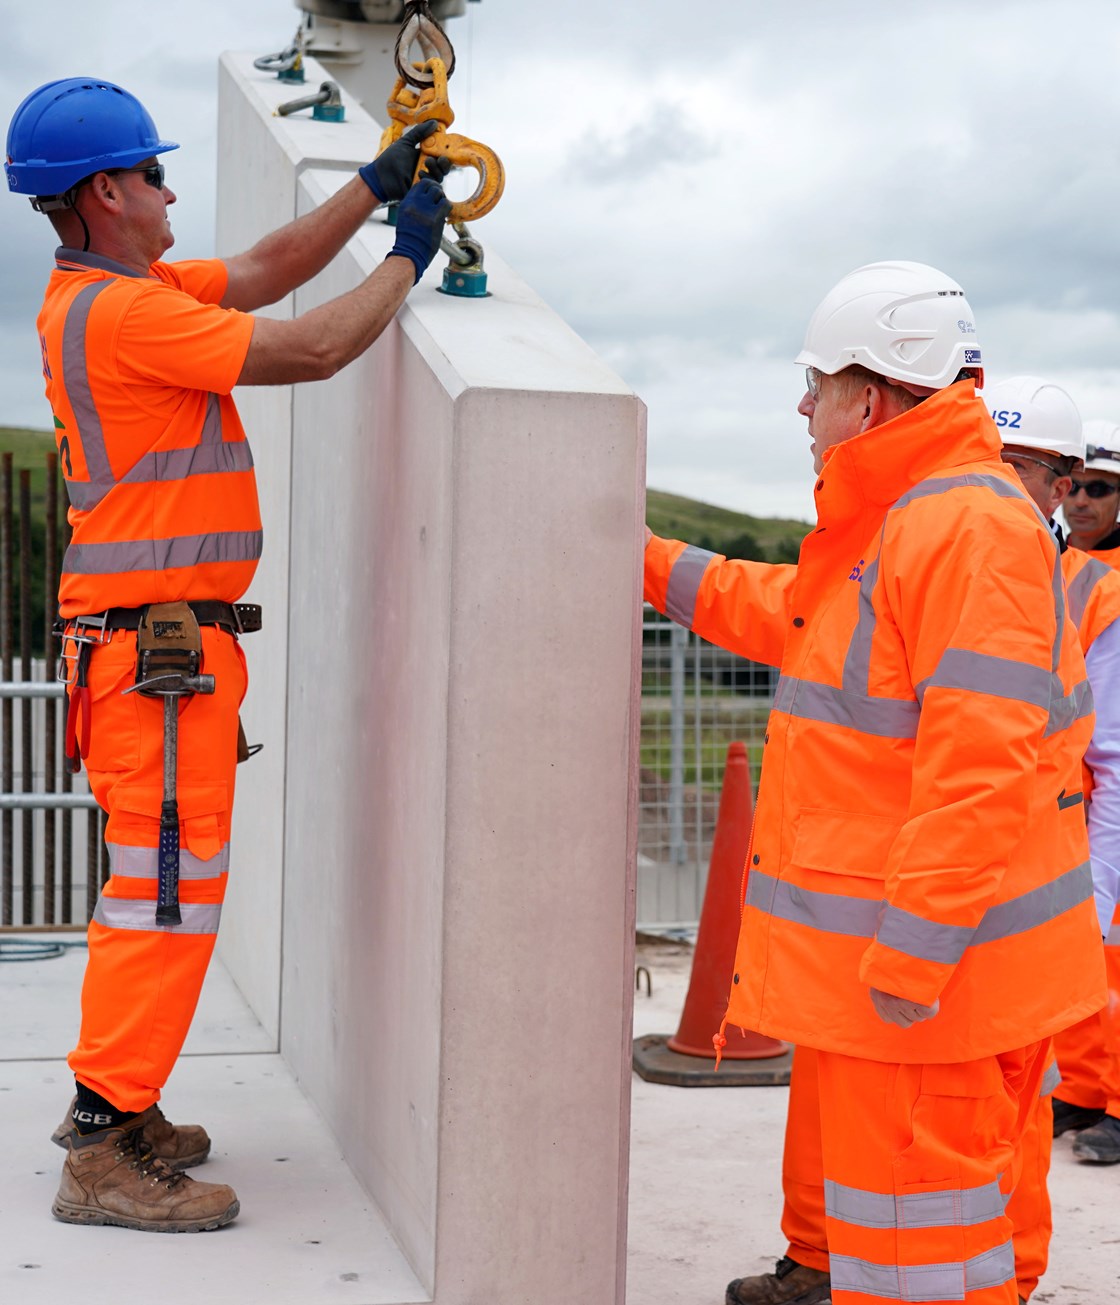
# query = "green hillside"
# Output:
<box><xmin>646</xmin><ymin>488</ymin><xmax>810</xmax><ymax>564</ymax></box>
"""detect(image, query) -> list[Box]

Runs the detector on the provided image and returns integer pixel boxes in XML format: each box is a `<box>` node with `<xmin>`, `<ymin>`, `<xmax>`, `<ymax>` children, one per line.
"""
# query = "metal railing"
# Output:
<box><xmin>639</xmin><ymin>606</ymin><xmax>773</xmax><ymax>927</ymax></box>
<box><xmin>0</xmin><ymin>450</ymin><xmax>108</xmax><ymax>930</ymax></box>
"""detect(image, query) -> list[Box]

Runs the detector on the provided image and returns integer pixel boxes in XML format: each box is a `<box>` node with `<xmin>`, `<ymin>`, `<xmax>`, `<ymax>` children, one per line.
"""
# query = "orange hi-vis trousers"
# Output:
<box><xmin>782</xmin><ymin>1043</ymin><xmax>1051</xmax><ymax>1303</ymax></box>
<box><xmin>67</xmin><ymin>625</ymin><xmax>247</xmax><ymax>1113</ymax></box>
<box><xmin>1053</xmin><ymin>906</ymin><xmax>1120</xmax><ymax>1120</ymax></box>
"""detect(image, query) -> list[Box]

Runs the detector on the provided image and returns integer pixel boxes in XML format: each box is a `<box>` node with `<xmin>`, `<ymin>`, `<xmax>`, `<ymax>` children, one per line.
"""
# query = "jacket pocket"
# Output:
<box><xmin>791</xmin><ymin>807</ymin><xmax>899</xmax><ymax>881</ymax></box>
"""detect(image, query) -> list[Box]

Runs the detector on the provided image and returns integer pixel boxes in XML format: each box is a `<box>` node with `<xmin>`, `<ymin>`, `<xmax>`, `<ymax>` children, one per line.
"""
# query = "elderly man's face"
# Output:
<box><xmin>1064</xmin><ymin>467</ymin><xmax>1120</xmax><ymax>544</ymax></box>
<box><xmin>797</xmin><ymin>369</ymin><xmax>868</xmax><ymax>475</ymax></box>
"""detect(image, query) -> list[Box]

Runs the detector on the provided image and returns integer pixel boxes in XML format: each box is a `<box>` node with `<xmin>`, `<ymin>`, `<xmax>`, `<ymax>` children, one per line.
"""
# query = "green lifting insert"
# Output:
<box><xmin>313</xmin><ymin>104</ymin><xmax>345</xmax><ymax>123</ymax></box>
<box><xmin>277</xmin><ymin>66</ymin><xmax>305</xmax><ymax>83</ymax></box>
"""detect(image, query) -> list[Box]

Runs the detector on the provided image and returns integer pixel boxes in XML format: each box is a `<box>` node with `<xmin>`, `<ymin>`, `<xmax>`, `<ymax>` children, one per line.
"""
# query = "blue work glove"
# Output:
<box><xmin>360</xmin><ymin>121</ymin><xmax>443</xmax><ymax>204</ymax></box>
<box><xmin>389</xmin><ymin>164</ymin><xmax>453</xmax><ymax>284</ymax></box>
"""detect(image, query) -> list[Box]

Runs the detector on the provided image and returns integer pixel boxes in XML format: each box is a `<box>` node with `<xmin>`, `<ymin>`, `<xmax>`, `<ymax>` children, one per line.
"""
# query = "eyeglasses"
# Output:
<box><xmin>805</xmin><ymin>366</ymin><xmax>823</xmax><ymax>400</ymax></box>
<box><xmin>1068</xmin><ymin>478</ymin><xmax>1120</xmax><ymax>499</ymax></box>
<box><xmin>1000</xmin><ymin>451</ymin><xmax>1061</xmax><ymax>477</ymax></box>
<box><xmin>109</xmin><ymin>163</ymin><xmax>166</xmax><ymax>190</ymax></box>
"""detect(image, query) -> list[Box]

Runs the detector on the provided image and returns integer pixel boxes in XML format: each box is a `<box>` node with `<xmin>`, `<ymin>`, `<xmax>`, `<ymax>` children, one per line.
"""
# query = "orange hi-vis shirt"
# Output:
<box><xmin>38</xmin><ymin>247</ymin><xmax>262</xmax><ymax>617</ymax></box>
<box><xmin>645</xmin><ymin>382</ymin><xmax>1106</xmax><ymax>1063</ymax></box>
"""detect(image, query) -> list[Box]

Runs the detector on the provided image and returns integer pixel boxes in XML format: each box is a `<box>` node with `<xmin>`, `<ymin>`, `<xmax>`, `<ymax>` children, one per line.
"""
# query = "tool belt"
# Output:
<box><xmin>57</xmin><ymin>601</ymin><xmax>263</xmax><ymax>774</ymax></box>
<box><xmin>64</xmin><ymin>600</ymin><xmax>262</xmax><ymax>639</ymax></box>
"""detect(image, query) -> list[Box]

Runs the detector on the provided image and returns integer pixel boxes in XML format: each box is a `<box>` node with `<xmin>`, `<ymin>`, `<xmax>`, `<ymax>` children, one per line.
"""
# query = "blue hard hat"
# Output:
<box><xmin>5</xmin><ymin>77</ymin><xmax>178</xmax><ymax>199</ymax></box>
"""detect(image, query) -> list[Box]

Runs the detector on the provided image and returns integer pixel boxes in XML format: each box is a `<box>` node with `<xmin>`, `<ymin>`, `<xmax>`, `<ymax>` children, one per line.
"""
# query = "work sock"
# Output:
<box><xmin>72</xmin><ymin>1081</ymin><xmax>140</xmax><ymax>1135</ymax></box>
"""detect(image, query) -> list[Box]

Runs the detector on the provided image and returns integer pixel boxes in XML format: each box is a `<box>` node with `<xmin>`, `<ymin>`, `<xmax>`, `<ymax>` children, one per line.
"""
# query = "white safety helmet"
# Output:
<box><xmin>795</xmin><ymin>260</ymin><xmax>983</xmax><ymax>390</ymax></box>
<box><xmin>1082</xmin><ymin>419</ymin><xmax>1120</xmax><ymax>476</ymax></box>
<box><xmin>985</xmin><ymin>376</ymin><xmax>1084</xmax><ymax>462</ymax></box>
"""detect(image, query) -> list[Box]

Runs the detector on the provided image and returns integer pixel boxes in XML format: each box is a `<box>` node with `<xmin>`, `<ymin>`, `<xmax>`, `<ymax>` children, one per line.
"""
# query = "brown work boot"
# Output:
<box><xmin>726</xmin><ymin>1256</ymin><xmax>831</xmax><ymax>1305</ymax></box>
<box><xmin>52</xmin><ymin>1121</ymin><xmax>239</xmax><ymax>1233</ymax></box>
<box><xmin>52</xmin><ymin>1098</ymin><xmax>210</xmax><ymax>1170</ymax></box>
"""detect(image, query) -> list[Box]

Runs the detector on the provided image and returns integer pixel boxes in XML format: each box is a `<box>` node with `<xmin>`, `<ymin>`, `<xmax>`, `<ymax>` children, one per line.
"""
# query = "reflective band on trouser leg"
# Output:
<box><xmin>1004</xmin><ymin>1043</ymin><xmax>1056</xmax><ymax>1301</ymax></box>
<box><xmin>781</xmin><ymin>1046</ymin><xmax>830</xmax><ymax>1274</ymax></box>
<box><xmin>68</xmin><ymin>626</ymin><xmax>247</xmax><ymax>1114</ymax></box>
<box><xmin>817</xmin><ymin>1043</ymin><xmax>1047</xmax><ymax>1303</ymax></box>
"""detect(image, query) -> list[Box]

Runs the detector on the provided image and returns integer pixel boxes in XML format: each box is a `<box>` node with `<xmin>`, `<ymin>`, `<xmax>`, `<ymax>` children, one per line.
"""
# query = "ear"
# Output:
<box><xmin>859</xmin><ymin>381</ymin><xmax>893</xmax><ymax>433</ymax></box>
<box><xmin>1050</xmin><ymin>475</ymin><xmax>1073</xmax><ymax>516</ymax></box>
<box><xmin>83</xmin><ymin>171</ymin><xmax>125</xmax><ymax>214</ymax></box>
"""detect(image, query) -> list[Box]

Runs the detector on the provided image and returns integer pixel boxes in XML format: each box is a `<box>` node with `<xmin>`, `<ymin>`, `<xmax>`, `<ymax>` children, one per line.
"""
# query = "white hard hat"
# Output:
<box><xmin>1082</xmin><ymin>419</ymin><xmax>1120</xmax><ymax>476</ymax></box>
<box><xmin>795</xmin><ymin>260</ymin><xmax>983</xmax><ymax>390</ymax></box>
<box><xmin>985</xmin><ymin>376</ymin><xmax>1084</xmax><ymax>462</ymax></box>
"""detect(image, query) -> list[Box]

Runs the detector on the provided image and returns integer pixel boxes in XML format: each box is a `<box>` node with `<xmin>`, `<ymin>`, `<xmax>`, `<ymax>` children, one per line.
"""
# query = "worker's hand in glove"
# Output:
<box><xmin>869</xmin><ymin>987</ymin><xmax>940</xmax><ymax>1029</ymax></box>
<box><xmin>360</xmin><ymin>122</ymin><xmax>446</xmax><ymax>204</ymax></box>
<box><xmin>387</xmin><ymin>163</ymin><xmax>454</xmax><ymax>284</ymax></box>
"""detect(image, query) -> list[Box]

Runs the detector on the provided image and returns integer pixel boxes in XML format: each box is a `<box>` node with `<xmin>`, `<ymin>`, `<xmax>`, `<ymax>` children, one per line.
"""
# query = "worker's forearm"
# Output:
<box><xmin>237</xmin><ymin>254</ymin><xmax>415</xmax><ymax>386</ymax></box>
<box><xmin>228</xmin><ymin>176</ymin><xmax>381</xmax><ymax>311</ymax></box>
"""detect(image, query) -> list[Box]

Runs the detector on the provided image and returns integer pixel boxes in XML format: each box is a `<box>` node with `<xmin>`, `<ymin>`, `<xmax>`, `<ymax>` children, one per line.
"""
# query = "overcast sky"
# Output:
<box><xmin>4</xmin><ymin>1</ymin><xmax>1120</xmax><ymax>521</ymax></box>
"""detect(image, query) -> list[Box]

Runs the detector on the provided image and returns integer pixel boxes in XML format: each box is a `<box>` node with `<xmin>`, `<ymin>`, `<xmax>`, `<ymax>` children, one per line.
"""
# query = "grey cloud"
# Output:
<box><xmin>567</xmin><ymin>101</ymin><xmax>719</xmax><ymax>184</ymax></box>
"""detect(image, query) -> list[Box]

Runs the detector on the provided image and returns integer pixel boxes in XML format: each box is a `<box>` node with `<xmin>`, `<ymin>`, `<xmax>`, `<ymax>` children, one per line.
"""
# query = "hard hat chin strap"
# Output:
<box><xmin>31</xmin><ymin>182</ymin><xmax>92</xmax><ymax>251</ymax></box>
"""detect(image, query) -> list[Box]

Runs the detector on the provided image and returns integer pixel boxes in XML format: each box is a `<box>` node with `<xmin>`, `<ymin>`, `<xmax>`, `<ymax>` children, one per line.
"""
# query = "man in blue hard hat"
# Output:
<box><xmin>6</xmin><ymin>75</ymin><xmax>451</xmax><ymax>1233</ymax></box>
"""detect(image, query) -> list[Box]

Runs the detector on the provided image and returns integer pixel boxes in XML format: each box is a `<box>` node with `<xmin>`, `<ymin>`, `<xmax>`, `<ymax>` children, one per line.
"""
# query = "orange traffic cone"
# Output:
<box><xmin>668</xmin><ymin>741</ymin><xmax>785</xmax><ymax>1060</ymax></box>
<box><xmin>633</xmin><ymin>740</ymin><xmax>792</xmax><ymax>1086</ymax></box>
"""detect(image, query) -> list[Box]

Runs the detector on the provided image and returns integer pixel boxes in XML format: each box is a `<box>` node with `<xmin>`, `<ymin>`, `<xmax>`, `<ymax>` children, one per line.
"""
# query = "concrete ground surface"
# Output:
<box><xmin>1</xmin><ymin>934</ymin><xmax>1116</xmax><ymax>1304</ymax></box>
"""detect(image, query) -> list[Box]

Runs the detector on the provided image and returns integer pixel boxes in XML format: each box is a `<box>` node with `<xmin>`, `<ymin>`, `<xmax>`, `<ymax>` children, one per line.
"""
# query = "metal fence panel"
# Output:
<box><xmin>639</xmin><ymin>606</ymin><xmax>774</xmax><ymax>928</ymax></box>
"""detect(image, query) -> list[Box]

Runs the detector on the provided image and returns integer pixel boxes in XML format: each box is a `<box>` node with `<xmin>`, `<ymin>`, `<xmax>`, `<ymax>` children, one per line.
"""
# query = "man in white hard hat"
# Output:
<box><xmin>985</xmin><ymin>376</ymin><xmax>1120</xmax><ymax>1288</ymax></box>
<box><xmin>644</xmin><ymin>262</ymin><xmax>1104</xmax><ymax>1305</ymax></box>
<box><xmin>1065</xmin><ymin>421</ymin><xmax>1120</xmax><ymax>566</ymax></box>
<box><xmin>1048</xmin><ymin>416</ymin><xmax>1120</xmax><ymax>1168</ymax></box>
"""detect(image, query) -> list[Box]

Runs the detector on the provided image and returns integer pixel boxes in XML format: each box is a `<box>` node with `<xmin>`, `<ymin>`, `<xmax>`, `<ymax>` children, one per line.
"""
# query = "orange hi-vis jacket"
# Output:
<box><xmin>38</xmin><ymin>248</ymin><xmax>262</xmax><ymax>617</ymax></box>
<box><xmin>1064</xmin><ymin>546</ymin><xmax>1120</xmax><ymax>651</ymax></box>
<box><xmin>1063</xmin><ymin>545</ymin><xmax>1120</xmax><ymax>804</ymax></box>
<box><xmin>645</xmin><ymin>382</ymin><xmax>1107</xmax><ymax>1063</ymax></box>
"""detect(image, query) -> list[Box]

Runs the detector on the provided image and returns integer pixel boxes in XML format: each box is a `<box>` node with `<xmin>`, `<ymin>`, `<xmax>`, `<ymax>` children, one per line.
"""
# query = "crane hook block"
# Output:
<box><xmin>378</xmin><ymin>58</ymin><xmax>505</xmax><ymax>224</ymax></box>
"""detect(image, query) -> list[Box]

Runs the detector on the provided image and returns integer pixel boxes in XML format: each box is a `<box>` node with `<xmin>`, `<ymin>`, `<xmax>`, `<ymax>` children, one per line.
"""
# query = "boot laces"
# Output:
<box><xmin>117</xmin><ymin>1127</ymin><xmax>188</xmax><ymax>1189</ymax></box>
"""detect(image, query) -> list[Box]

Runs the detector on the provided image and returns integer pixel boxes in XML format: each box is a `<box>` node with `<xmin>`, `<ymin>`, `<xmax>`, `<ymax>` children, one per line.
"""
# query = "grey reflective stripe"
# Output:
<box><xmin>830</xmin><ymin>1240</ymin><xmax>1014</xmax><ymax>1302</ymax></box>
<box><xmin>108</xmin><ymin>841</ymin><xmax>230</xmax><ymax>881</ymax></box>
<box><xmin>746</xmin><ymin>869</ymin><xmax>882</xmax><ymax>937</ymax></box>
<box><xmin>891</xmin><ymin>470</ymin><xmax>1084</xmax><ymax>737</ymax></box>
<box><xmin>1107</xmin><ymin>924</ymin><xmax>1120</xmax><ymax>947</ymax></box>
<box><xmin>917</xmin><ymin>647</ymin><xmax>1052</xmax><ymax>710</ymax></box>
<box><xmin>118</xmin><ymin>392</ymin><xmax>255</xmax><ymax>487</ymax></box>
<box><xmin>842</xmin><ymin>535</ymin><xmax>884</xmax><ymax>694</ymax></box>
<box><xmin>63</xmin><ymin>529</ymin><xmax>263</xmax><ymax>576</ymax></box>
<box><xmin>665</xmin><ymin>545</ymin><xmax>716</xmax><ymax>628</ymax></box>
<box><xmin>62</xmin><ymin>282</ymin><xmax>116</xmax><ymax>511</ymax></box>
<box><xmin>1045</xmin><ymin>678</ymin><xmax>1094</xmax><ymax>737</ymax></box>
<box><xmin>1066</xmin><ymin>556</ymin><xmax>1113</xmax><ymax>630</ymax></box>
<box><xmin>92</xmin><ymin>898</ymin><xmax>222</xmax><ymax>934</ymax></box>
<box><xmin>891</xmin><ymin>472</ymin><xmax>1031</xmax><ymax>513</ymax></box>
<box><xmin>1040</xmin><ymin>1061</ymin><xmax>1062</xmax><ymax>1098</ymax></box>
<box><xmin>972</xmin><ymin>862</ymin><xmax>1092</xmax><ymax>944</ymax></box>
<box><xmin>774</xmin><ymin>675</ymin><xmax>920</xmax><ymax>739</ymax></box>
<box><xmin>748</xmin><ymin>862</ymin><xmax>1092</xmax><ymax>956</ymax></box>
<box><xmin>825</xmin><ymin>1176</ymin><xmax>1006</xmax><ymax>1230</ymax></box>
<box><xmin>877</xmin><ymin>903</ymin><xmax>974</xmax><ymax>965</ymax></box>
<box><xmin>59</xmin><ymin>268</ymin><xmax>251</xmax><ymax>514</ymax></box>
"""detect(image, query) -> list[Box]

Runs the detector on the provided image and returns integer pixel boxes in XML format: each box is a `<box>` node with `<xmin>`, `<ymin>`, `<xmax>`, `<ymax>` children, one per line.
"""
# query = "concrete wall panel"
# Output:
<box><xmin>217</xmin><ymin>53</ymin><xmax>644</xmax><ymax>1303</ymax></box>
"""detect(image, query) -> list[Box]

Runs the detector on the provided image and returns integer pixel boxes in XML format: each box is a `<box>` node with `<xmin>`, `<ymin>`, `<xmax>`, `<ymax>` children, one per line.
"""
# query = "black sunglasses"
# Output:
<box><xmin>110</xmin><ymin>163</ymin><xmax>165</xmax><ymax>190</ymax></box>
<box><xmin>1068</xmin><ymin>479</ymin><xmax>1120</xmax><ymax>499</ymax></box>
